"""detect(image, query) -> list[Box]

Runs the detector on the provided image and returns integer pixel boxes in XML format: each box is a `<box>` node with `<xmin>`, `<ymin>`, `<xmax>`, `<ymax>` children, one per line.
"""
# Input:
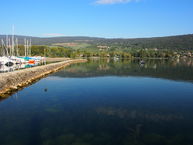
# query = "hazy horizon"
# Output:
<box><xmin>0</xmin><ymin>33</ymin><xmax>193</xmax><ymax>39</ymax></box>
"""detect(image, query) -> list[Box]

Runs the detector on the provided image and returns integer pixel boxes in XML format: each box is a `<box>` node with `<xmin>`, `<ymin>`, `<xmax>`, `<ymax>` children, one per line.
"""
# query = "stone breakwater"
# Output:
<box><xmin>0</xmin><ymin>59</ymin><xmax>87</xmax><ymax>98</ymax></box>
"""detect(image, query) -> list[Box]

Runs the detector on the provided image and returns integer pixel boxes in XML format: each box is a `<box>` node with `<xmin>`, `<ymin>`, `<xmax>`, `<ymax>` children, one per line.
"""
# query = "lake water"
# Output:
<box><xmin>0</xmin><ymin>59</ymin><xmax>193</xmax><ymax>145</ymax></box>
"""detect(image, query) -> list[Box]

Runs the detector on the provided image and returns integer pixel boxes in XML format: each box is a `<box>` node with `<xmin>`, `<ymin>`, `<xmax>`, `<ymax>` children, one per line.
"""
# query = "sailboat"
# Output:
<box><xmin>0</xmin><ymin>26</ymin><xmax>26</xmax><ymax>65</ymax></box>
<box><xmin>0</xmin><ymin>35</ymin><xmax>15</xmax><ymax>66</ymax></box>
<box><xmin>0</xmin><ymin>63</ymin><xmax>16</xmax><ymax>72</ymax></box>
<box><xmin>0</xmin><ymin>26</ymin><xmax>44</xmax><ymax>69</ymax></box>
<box><xmin>0</xmin><ymin>56</ymin><xmax>15</xmax><ymax>66</ymax></box>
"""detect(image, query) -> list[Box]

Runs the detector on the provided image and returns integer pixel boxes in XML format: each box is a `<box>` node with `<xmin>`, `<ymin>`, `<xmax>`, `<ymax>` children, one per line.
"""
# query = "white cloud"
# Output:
<box><xmin>43</xmin><ymin>33</ymin><xmax>65</xmax><ymax>37</ymax></box>
<box><xmin>95</xmin><ymin>0</ymin><xmax>139</xmax><ymax>5</ymax></box>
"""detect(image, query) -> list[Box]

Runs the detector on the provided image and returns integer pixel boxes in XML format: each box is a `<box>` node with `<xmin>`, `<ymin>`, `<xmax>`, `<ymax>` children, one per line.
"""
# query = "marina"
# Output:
<box><xmin>0</xmin><ymin>27</ymin><xmax>45</xmax><ymax>69</ymax></box>
<box><xmin>0</xmin><ymin>59</ymin><xmax>87</xmax><ymax>97</ymax></box>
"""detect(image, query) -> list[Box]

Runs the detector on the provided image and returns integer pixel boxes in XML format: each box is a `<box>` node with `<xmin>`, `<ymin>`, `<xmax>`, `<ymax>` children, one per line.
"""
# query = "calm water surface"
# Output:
<box><xmin>0</xmin><ymin>59</ymin><xmax>193</xmax><ymax>145</ymax></box>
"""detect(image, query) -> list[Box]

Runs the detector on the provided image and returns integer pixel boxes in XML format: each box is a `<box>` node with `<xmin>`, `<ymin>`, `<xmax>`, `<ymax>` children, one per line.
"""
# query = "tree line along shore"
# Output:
<box><xmin>2</xmin><ymin>45</ymin><xmax>192</xmax><ymax>59</ymax></box>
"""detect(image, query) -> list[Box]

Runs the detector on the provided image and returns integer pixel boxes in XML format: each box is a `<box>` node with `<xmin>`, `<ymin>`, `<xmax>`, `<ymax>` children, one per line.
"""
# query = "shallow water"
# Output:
<box><xmin>0</xmin><ymin>59</ymin><xmax>193</xmax><ymax>145</ymax></box>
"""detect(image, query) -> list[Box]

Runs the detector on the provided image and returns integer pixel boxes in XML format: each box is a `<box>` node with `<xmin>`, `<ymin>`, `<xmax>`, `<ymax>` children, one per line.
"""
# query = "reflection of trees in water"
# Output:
<box><xmin>97</xmin><ymin>64</ymin><xmax>110</xmax><ymax>71</ymax></box>
<box><xmin>53</xmin><ymin>58</ymin><xmax>193</xmax><ymax>82</ymax></box>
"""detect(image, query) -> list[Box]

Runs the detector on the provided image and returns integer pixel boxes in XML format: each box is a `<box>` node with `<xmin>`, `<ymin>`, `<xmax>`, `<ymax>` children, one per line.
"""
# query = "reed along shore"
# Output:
<box><xmin>0</xmin><ymin>59</ymin><xmax>87</xmax><ymax>98</ymax></box>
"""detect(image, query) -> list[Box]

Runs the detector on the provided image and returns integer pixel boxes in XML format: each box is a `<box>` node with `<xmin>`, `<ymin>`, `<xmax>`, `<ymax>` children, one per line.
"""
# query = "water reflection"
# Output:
<box><xmin>53</xmin><ymin>58</ymin><xmax>193</xmax><ymax>82</ymax></box>
<box><xmin>0</xmin><ymin>59</ymin><xmax>193</xmax><ymax>145</ymax></box>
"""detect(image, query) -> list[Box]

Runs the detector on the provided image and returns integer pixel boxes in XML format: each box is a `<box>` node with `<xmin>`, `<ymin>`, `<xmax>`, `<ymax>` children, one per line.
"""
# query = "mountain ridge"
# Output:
<box><xmin>0</xmin><ymin>34</ymin><xmax>193</xmax><ymax>50</ymax></box>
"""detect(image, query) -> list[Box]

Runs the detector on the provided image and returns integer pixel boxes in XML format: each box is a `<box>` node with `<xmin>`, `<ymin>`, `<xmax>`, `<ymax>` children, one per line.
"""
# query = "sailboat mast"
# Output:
<box><xmin>6</xmin><ymin>35</ymin><xmax>9</xmax><ymax>56</ymax></box>
<box><xmin>16</xmin><ymin>38</ymin><xmax>19</xmax><ymax>56</ymax></box>
<box><xmin>8</xmin><ymin>37</ymin><xmax>11</xmax><ymax>56</ymax></box>
<box><xmin>29</xmin><ymin>38</ymin><xmax>32</xmax><ymax>56</ymax></box>
<box><xmin>27</xmin><ymin>39</ymin><xmax>29</xmax><ymax>56</ymax></box>
<box><xmin>12</xmin><ymin>25</ymin><xmax>15</xmax><ymax>56</ymax></box>
<box><xmin>24</xmin><ymin>38</ymin><xmax>26</xmax><ymax>57</ymax></box>
<box><xmin>1</xmin><ymin>39</ymin><xmax>4</xmax><ymax>56</ymax></box>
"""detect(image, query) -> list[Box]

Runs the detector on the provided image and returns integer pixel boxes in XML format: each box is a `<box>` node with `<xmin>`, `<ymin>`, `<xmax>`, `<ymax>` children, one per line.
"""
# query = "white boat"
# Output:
<box><xmin>10</xmin><ymin>56</ymin><xmax>27</xmax><ymax>64</ymax></box>
<box><xmin>0</xmin><ymin>56</ymin><xmax>15</xmax><ymax>66</ymax></box>
<box><xmin>0</xmin><ymin>64</ymin><xmax>16</xmax><ymax>72</ymax></box>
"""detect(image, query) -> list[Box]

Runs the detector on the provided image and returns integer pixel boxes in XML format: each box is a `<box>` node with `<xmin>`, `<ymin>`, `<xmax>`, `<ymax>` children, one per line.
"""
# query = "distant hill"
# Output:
<box><xmin>0</xmin><ymin>35</ymin><xmax>103</xmax><ymax>45</ymax></box>
<box><xmin>0</xmin><ymin>34</ymin><xmax>193</xmax><ymax>50</ymax></box>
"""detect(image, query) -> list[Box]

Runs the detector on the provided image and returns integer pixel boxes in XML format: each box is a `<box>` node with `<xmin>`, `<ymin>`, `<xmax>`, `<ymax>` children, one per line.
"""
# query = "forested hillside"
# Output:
<box><xmin>0</xmin><ymin>34</ymin><xmax>193</xmax><ymax>50</ymax></box>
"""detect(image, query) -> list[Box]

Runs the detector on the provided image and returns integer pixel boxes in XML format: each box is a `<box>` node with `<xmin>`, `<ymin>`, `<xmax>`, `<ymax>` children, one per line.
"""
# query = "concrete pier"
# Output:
<box><xmin>0</xmin><ymin>59</ymin><xmax>87</xmax><ymax>98</ymax></box>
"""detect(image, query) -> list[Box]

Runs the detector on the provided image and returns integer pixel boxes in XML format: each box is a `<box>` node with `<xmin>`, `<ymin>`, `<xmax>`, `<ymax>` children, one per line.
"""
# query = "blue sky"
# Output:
<box><xmin>0</xmin><ymin>0</ymin><xmax>193</xmax><ymax>38</ymax></box>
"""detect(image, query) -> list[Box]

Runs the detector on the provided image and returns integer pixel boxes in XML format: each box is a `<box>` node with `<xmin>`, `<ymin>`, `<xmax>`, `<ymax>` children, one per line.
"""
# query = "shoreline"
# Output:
<box><xmin>0</xmin><ymin>59</ymin><xmax>87</xmax><ymax>98</ymax></box>
<box><xmin>45</xmin><ymin>57</ymin><xmax>71</xmax><ymax>62</ymax></box>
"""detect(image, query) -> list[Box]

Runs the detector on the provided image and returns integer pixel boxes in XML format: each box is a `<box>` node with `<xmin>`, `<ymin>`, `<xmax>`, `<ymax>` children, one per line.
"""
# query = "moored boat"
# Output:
<box><xmin>0</xmin><ymin>56</ymin><xmax>15</xmax><ymax>66</ymax></box>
